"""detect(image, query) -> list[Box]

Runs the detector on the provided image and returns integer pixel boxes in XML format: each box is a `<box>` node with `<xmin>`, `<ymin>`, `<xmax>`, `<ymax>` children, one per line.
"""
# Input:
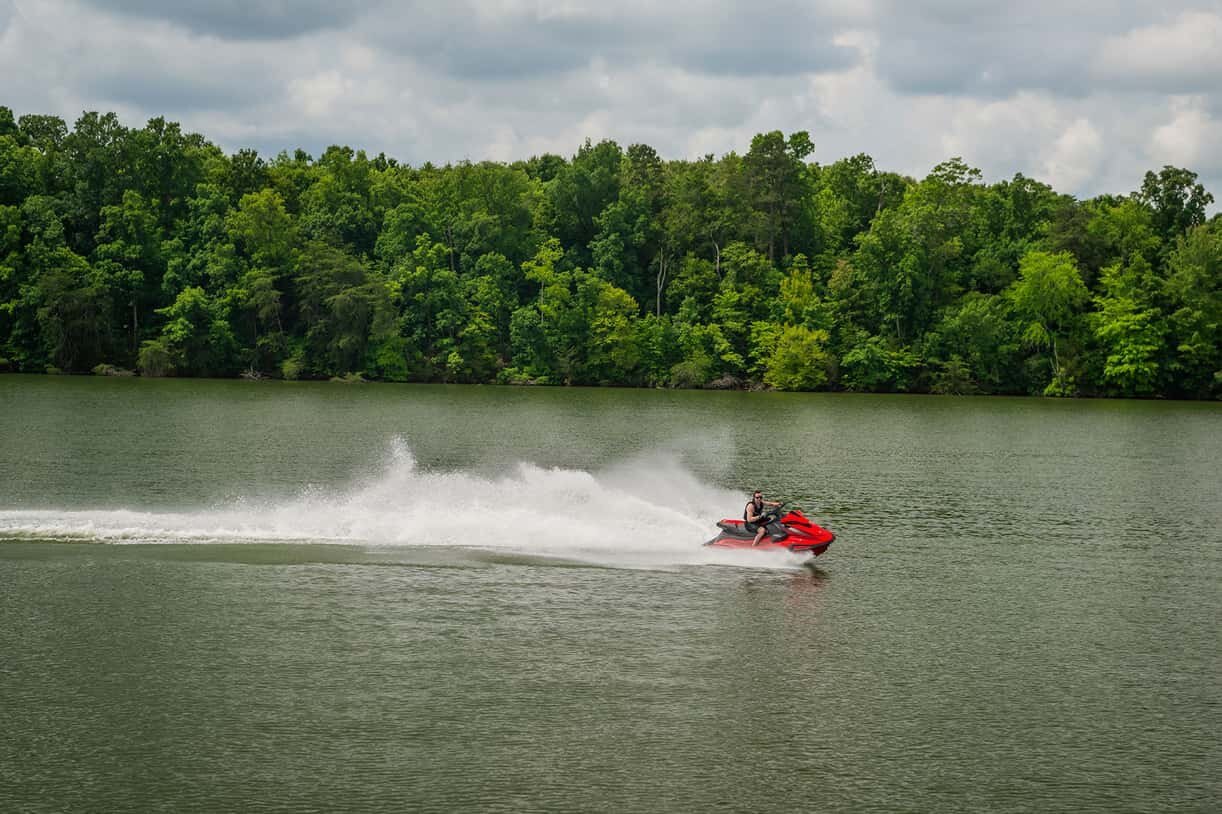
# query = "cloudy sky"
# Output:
<box><xmin>2</xmin><ymin>0</ymin><xmax>1221</xmax><ymax>201</ymax></box>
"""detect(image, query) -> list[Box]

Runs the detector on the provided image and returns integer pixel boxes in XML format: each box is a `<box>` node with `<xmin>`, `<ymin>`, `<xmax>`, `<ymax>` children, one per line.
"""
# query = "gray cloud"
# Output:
<box><xmin>76</xmin><ymin>0</ymin><xmax>376</xmax><ymax>40</ymax></box>
<box><xmin>1</xmin><ymin>0</ymin><xmax>1219</xmax><ymax>207</ymax></box>
<box><xmin>873</xmin><ymin>34</ymin><xmax>1089</xmax><ymax>98</ymax></box>
<box><xmin>77</xmin><ymin>42</ymin><xmax>280</xmax><ymax>112</ymax></box>
<box><xmin>867</xmin><ymin>1</ymin><xmax>1176</xmax><ymax>97</ymax></box>
<box><xmin>363</xmin><ymin>0</ymin><xmax>859</xmax><ymax>80</ymax></box>
<box><xmin>2</xmin><ymin>1</ymin><xmax>289</xmax><ymax>123</ymax></box>
<box><xmin>865</xmin><ymin>0</ymin><xmax>1217</xmax><ymax>99</ymax></box>
<box><xmin>79</xmin><ymin>72</ymin><xmax>261</xmax><ymax>114</ymax></box>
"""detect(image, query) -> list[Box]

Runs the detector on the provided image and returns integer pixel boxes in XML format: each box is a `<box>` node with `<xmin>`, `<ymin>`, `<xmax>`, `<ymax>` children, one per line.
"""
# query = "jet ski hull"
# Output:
<box><xmin>704</xmin><ymin>509</ymin><xmax>835</xmax><ymax>556</ymax></box>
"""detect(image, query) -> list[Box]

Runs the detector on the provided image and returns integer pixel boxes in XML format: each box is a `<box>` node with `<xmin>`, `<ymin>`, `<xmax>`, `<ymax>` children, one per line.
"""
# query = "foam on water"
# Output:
<box><xmin>0</xmin><ymin>439</ymin><xmax>805</xmax><ymax>569</ymax></box>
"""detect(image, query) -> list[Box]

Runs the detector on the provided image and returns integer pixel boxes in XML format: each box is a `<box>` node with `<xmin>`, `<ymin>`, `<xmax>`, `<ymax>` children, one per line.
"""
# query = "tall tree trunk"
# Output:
<box><xmin>251</xmin><ymin>314</ymin><xmax>261</xmax><ymax>371</ymax></box>
<box><xmin>768</xmin><ymin>201</ymin><xmax>777</xmax><ymax>261</ymax></box>
<box><xmin>780</xmin><ymin>194</ymin><xmax>790</xmax><ymax>258</ymax></box>
<box><xmin>655</xmin><ymin>253</ymin><xmax>668</xmax><ymax>317</ymax></box>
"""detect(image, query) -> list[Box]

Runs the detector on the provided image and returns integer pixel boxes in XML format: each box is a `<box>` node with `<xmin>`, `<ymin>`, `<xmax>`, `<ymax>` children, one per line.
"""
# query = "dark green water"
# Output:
<box><xmin>1</xmin><ymin>375</ymin><xmax>1219</xmax><ymax>812</ymax></box>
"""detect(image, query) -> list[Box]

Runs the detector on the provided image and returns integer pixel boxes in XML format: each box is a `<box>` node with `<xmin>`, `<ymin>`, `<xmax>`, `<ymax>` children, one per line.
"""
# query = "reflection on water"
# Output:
<box><xmin>785</xmin><ymin>565</ymin><xmax>830</xmax><ymax>598</ymax></box>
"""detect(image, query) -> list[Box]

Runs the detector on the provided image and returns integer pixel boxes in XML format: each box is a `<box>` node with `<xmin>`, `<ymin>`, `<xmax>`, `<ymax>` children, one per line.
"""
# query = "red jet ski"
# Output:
<box><xmin>704</xmin><ymin>503</ymin><xmax>835</xmax><ymax>556</ymax></box>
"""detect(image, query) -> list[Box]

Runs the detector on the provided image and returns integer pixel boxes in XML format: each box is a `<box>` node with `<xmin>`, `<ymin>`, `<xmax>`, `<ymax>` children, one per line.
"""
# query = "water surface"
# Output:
<box><xmin>1</xmin><ymin>376</ymin><xmax>1219</xmax><ymax>812</ymax></box>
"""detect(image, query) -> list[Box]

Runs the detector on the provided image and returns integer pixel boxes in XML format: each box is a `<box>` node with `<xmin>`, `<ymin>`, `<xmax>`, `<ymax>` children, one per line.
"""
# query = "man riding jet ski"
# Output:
<box><xmin>704</xmin><ymin>491</ymin><xmax>835</xmax><ymax>556</ymax></box>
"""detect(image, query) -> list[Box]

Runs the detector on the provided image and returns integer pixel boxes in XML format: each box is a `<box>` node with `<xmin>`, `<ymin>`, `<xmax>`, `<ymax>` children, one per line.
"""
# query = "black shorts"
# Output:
<box><xmin>745</xmin><ymin>519</ymin><xmax>770</xmax><ymax>533</ymax></box>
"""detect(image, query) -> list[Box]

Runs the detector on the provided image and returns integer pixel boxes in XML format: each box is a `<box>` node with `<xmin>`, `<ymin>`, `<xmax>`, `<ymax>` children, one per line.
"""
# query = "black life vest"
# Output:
<box><xmin>745</xmin><ymin>499</ymin><xmax>764</xmax><ymax>523</ymax></box>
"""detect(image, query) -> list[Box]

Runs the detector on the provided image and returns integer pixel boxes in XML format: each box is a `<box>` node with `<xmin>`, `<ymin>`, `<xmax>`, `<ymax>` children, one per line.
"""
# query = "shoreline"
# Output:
<box><xmin>2</xmin><ymin>369</ymin><xmax>1216</xmax><ymax>402</ymax></box>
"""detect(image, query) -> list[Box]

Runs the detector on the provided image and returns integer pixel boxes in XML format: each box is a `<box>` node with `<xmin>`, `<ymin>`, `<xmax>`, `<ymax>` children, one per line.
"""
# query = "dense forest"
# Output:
<box><xmin>0</xmin><ymin>107</ymin><xmax>1218</xmax><ymax>397</ymax></box>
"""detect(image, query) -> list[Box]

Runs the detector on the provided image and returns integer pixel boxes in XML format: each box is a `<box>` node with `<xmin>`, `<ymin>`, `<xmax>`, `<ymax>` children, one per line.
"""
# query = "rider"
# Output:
<box><xmin>745</xmin><ymin>490</ymin><xmax>782</xmax><ymax>546</ymax></box>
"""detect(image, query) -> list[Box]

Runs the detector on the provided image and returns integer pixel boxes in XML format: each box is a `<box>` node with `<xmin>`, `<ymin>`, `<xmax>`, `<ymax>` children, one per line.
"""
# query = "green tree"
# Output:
<box><xmin>1007</xmin><ymin>250</ymin><xmax>1088</xmax><ymax>395</ymax></box>
<box><xmin>228</xmin><ymin>188</ymin><xmax>296</xmax><ymax>270</ymax></box>
<box><xmin>0</xmin><ymin>203</ymin><xmax>21</xmax><ymax>361</ymax></box>
<box><xmin>840</xmin><ymin>334</ymin><xmax>919</xmax><ymax>392</ymax></box>
<box><xmin>138</xmin><ymin>286</ymin><xmax>238</xmax><ymax>377</ymax></box>
<box><xmin>389</xmin><ymin>235</ymin><xmax>468</xmax><ymax>379</ymax></box>
<box><xmin>709</xmin><ymin>243</ymin><xmax>780</xmax><ymax>376</ymax></box>
<box><xmin>163</xmin><ymin>183</ymin><xmax>239</xmax><ymax>294</ymax></box>
<box><xmin>925</xmin><ymin>293</ymin><xmax>1021</xmax><ymax>393</ymax></box>
<box><xmin>17</xmin><ymin>114</ymin><xmax>69</xmax><ymax>153</ymax></box>
<box><xmin>220</xmin><ymin>148</ymin><xmax>271</xmax><ymax>204</ymax></box>
<box><xmin>547</xmin><ymin>139</ymin><xmax>622</xmax><ymax>266</ymax></box>
<box><xmin>1136</xmin><ymin>166</ymin><xmax>1214</xmax><ymax>246</ymax></box>
<box><xmin>450</xmin><ymin>161</ymin><xmax>540</xmax><ymax>269</ymax></box>
<box><xmin>778</xmin><ymin>254</ymin><xmax>831</xmax><ymax>331</ymax></box>
<box><xmin>127</xmin><ymin>116</ymin><xmax>211</xmax><ymax>232</ymax></box>
<box><xmin>1091</xmin><ymin>257</ymin><xmax>1166</xmax><ymax>395</ymax></box>
<box><xmin>36</xmin><ymin>249</ymin><xmax>111</xmax><ymax>371</ymax></box>
<box><xmin>810</xmin><ymin>153</ymin><xmax>904</xmax><ymax>256</ymax></box>
<box><xmin>297</xmin><ymin>240</ymin><xmax>389</xmax><ymax>377</ymax></box>
<box><xmin>591</xmin><ymin>144</ymin><xmax>665</xmax><ymax>310</ymax></box>
<box><xmin>1163</xmin><ymin>224</ymin><xmax>1221</xmax><ymax>397</ymax></box>
<box><xmin>222</xmin><ymin>188</ymin><xmax>298</xmax><ymax>371</ymax></box>
<box><xmin>584</xmin><ymin>277</ymin><xmax>641</xmax><ymax>383</ymax></box>
<box><xmin>93</xmin><ymin>190</ymin><xmax>163</xmax><ymax>358</ymax></box>
<box><xmin>63</xmin><ymin>111</ymin><xmax>131</xmax><ymax>253</ymax></box>
<box><xmin>3</xmin><ymin>107</ymin><xmax>1220</xmax><ymax>399</ymax></box>
<box><xmin>1085</xmin><ymin>198</ymin><xmax>1162</xmax><ymax>275</ymax></box>
<box><xmin>0</xmin><ymin>132</ymin><xmax>41</xmax><ymax>207</ymax></box>
<box><xmin>856</xmin><ymin>158</ymin><xmax>986</xmax><ymax>342</ymax></box>
<box><xmin>744</xmin><ymin>130</ymin><xmax>814</xmax><ymax>260</ymax></box>
<box><xmin>761</xmin><ymin>325</ymin><xmax>831</xmax><ymax>390</ymax></box>
<box><xmin>298</xmin><ymin>146</ymin><xmax>377</xmax><ymax>255</ymax></box>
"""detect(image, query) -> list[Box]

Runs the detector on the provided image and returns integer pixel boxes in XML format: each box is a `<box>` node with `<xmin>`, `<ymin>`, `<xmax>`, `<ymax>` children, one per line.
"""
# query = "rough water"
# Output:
<box><xmin>1</xmin><ymin>376</ymin><xmax>1219</xmax><ymax>812</ymax></box>
<box><xmin>0</xmin><ymin>438</ymin><xmax>798</xmax><ymax>569</ymax></box>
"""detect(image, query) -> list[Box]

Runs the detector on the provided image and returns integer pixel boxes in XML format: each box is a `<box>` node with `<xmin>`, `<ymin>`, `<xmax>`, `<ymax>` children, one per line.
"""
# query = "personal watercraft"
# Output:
<box><xmin>704</xmin><ymin>503</ymin><xmax>835</xmax><ymax>556</ymax></box>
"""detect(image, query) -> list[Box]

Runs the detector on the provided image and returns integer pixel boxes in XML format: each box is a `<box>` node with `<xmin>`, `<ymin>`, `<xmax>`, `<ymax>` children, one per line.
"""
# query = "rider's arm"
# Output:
<box><xmin>746</xmin><ymin>503</ymin><xmax>761</xmax><ymax>522</ymax></box>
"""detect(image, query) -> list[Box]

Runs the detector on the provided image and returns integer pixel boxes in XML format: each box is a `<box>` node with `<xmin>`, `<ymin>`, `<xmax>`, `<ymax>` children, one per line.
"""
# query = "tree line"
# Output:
<box><xmin>0</xmin><ymin>107</ymin><xmax>1218</xmax><ymax>397</ymax></box>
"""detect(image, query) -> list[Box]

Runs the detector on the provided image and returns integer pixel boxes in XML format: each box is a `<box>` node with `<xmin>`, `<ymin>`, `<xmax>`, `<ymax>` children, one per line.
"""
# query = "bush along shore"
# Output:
<box><xmin>0</xmin><ymin>108</ymin><xmax>1218</xmax><ymax>397</ymax></box>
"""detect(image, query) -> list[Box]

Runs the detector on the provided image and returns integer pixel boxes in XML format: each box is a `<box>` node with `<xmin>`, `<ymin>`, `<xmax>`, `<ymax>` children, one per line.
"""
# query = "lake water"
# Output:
<box><xmin>1</xmin><ymin>375</ymin><xmax>1219</xmax><ymax>812</ymax></box>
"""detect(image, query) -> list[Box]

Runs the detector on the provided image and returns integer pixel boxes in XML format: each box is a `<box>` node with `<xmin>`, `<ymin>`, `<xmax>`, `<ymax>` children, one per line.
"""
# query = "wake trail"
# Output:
<box><xmin>0</xmin><ymin>439</ymin><xmax>803</xmax><ymax>569</ymax></box>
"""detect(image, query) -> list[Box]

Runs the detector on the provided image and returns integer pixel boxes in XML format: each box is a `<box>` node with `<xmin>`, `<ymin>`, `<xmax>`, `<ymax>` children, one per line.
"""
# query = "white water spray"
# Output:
<box><xmin>0</xmin><ymin>439</ymin><xmax>804</xmax><ymax>569</ymax></box>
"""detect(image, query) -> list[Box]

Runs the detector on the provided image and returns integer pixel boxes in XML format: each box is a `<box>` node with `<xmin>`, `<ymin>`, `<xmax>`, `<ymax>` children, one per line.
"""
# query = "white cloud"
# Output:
<box><xmin>289</xmin><ymin>72</ymin><xmax>351</xmax><ymax>119</ymax></box>
<box><xmin>1042</xmin><ymin>118</ymin><xmax>1105</xmax><ymax>192</ymax></box>
<box><xmin>1094</xmin><ymin>10</ymin><xmax>1222</xmax><ymax>92</ymax></box>
<box><xmin>1150</xmin><ymin>98</ymin><xmax>1222</xmax><ymax>174</ymax></box>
